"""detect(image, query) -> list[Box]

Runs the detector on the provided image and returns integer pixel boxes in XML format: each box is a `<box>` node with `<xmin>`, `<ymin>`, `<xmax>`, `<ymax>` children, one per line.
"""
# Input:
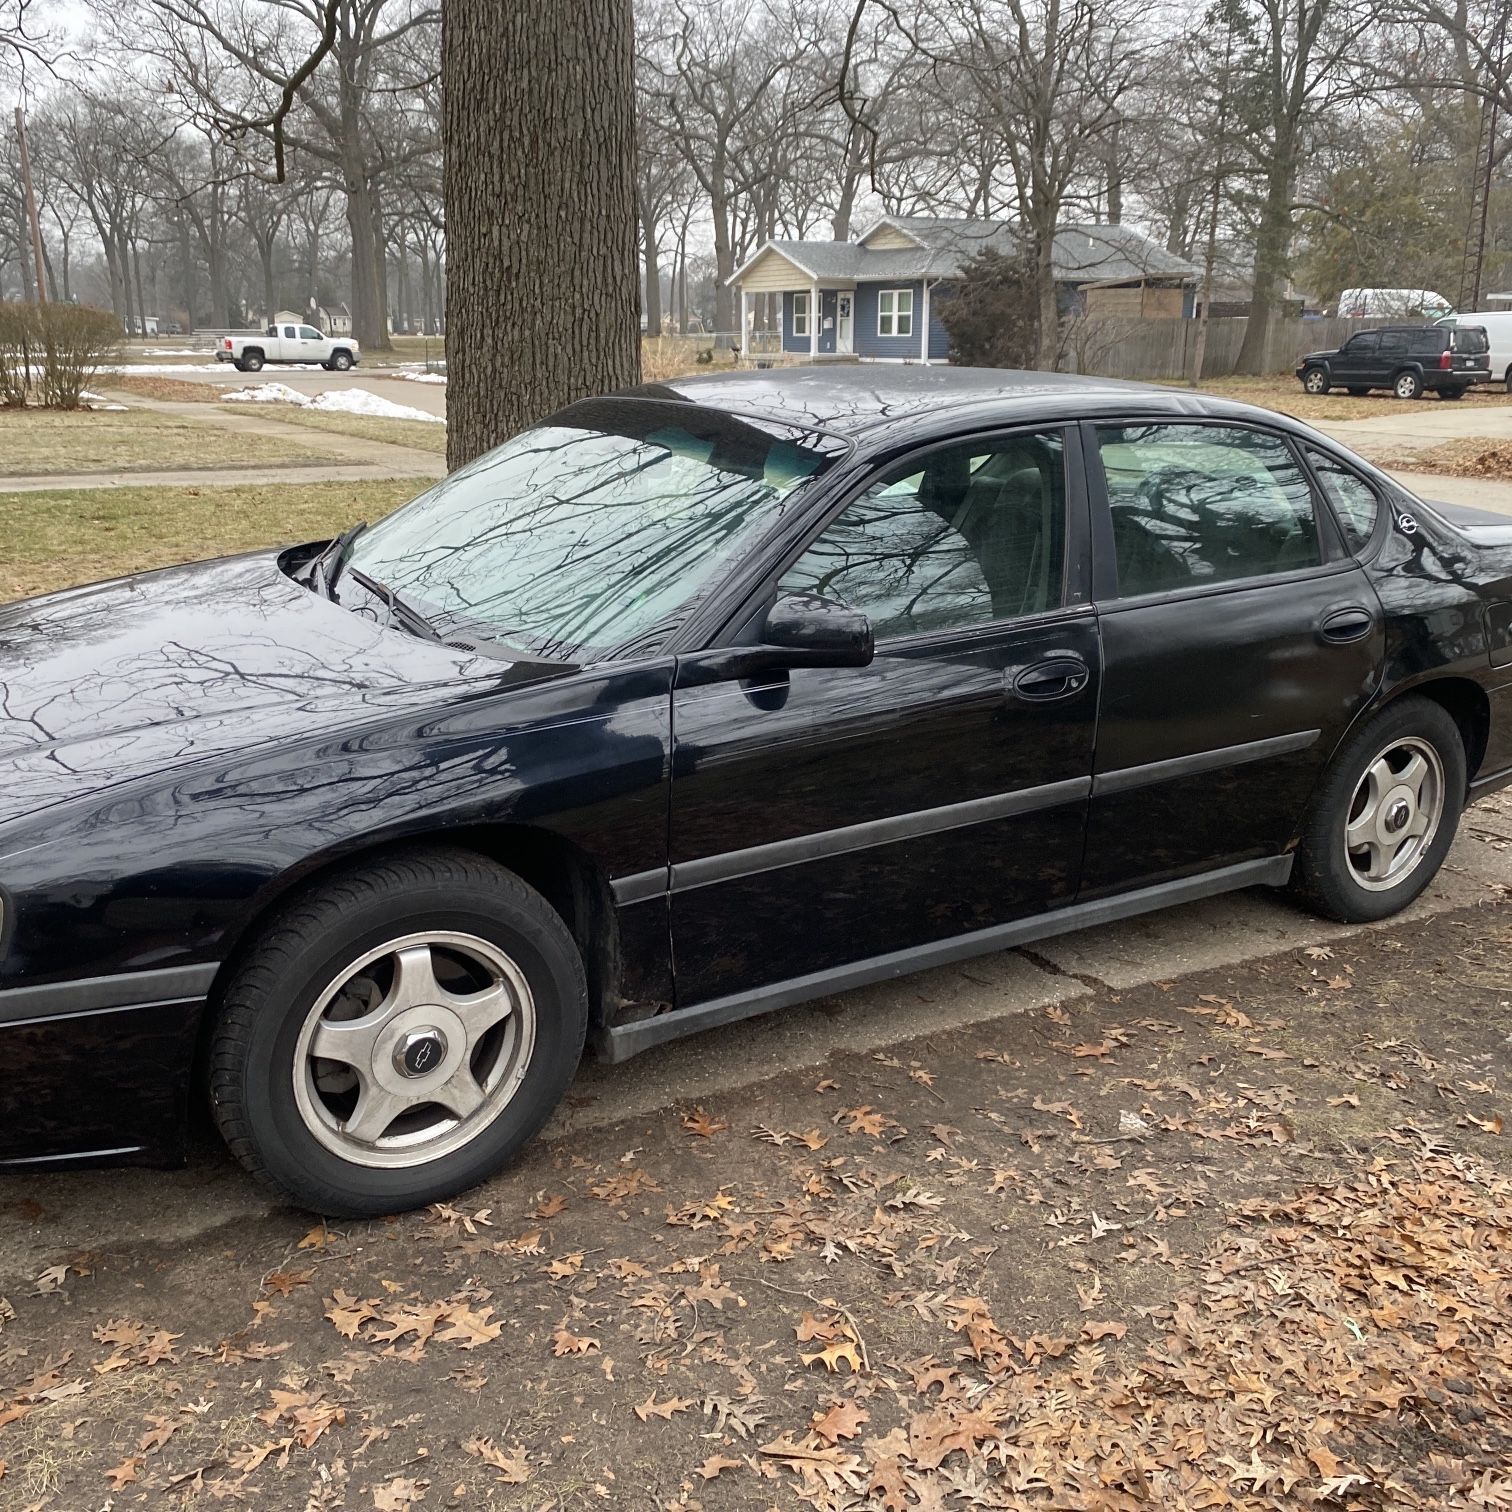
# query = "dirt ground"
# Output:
<box><xmin>0</xmin><ymin>901</ymin><xmax>1507</xmax><ymax>1511</ymax></box>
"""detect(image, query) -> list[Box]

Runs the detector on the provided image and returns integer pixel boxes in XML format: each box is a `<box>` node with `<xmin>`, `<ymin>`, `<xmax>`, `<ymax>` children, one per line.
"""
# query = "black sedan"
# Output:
<box><xmin>4</xmin><ymin>367</ymin><xmax>1512</xmax><ymax>1215</ymax></box>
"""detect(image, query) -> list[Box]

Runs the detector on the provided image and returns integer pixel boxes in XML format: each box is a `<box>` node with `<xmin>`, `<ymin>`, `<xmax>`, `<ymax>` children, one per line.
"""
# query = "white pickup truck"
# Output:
<box><xmin>216</xmin><ymin>323</ymin><xmax>360</xmax><ymax>373</ymax></box>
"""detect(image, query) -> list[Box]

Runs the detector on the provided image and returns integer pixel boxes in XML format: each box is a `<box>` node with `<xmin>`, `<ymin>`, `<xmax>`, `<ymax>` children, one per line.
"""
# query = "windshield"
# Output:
<box><xmin>341</xmin><ymin>397</ymin><xmax>846</xmax><ymax>662</ymax></box>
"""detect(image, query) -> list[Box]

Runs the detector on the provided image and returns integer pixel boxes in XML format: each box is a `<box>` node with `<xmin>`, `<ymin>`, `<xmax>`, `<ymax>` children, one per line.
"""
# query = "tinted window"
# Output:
<box><xmin>1307</xmin><ymin>448</ymin><xmax>1379</xmax><ymax>552</ymax></box>
<box><xmin>1346</xmin><ymin>332</ymin><xmax>1379</xmax><ymax>354</ymax></box>
<box><xmin>781</xmin><ymin>431</ymin><xmax>1067</xmax><ymax>640</ymax></box>
<box><xmin>1097</xmin><ymin>424</ymin><xmax>1321</xmax><ymax>598</ymax></box>
<box><xmin>1453</xmin><ymin>326</ymin><xmax>1490</xmax><ymax>355</ymax></box>
<box><xmin>1408</xmin><ymin>328</ymin><xmax>1446</xmax><ymax>354</ymax></box>
<box><xmin>1377</xmin><ymin>331</ymin><xmax>1410</xmax><ymax>355</ymax></box>
<box><xmin>283</xmin><ymin>325</ymin><xmax>298</xmax><ymax>339</ymax></box>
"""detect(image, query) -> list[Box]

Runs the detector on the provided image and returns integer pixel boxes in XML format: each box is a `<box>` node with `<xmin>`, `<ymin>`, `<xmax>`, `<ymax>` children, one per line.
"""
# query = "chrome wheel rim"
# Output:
<box><xmin>1344</xmin><ymin>736</ymin><xmax>1444</xmax><ymax>893</ymax></box>
<box><xmin>293</xmin><ymin>930</ymin><xmax>536</xmax><ymax>1169</ymax></box>
<box><xmin>1305</xmin><ymin>370</ymin><xmax>1325</xmax><ymax>392</ymax></box>
<box><xmin>1395</xmin><ymin>375</ymin><xmax>1415</xmax><ymax>398</ymax></box>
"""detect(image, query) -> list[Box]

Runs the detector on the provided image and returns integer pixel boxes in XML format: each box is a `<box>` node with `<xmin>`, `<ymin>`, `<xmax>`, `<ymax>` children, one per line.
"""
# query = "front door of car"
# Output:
<box><xmin>1334</xmin><ymin>331</ymin><xmax>1377</xmax><ymax>386</ymax></box>
<box><xmin>667</xmin><ymin>427</ymin><xmax>1099</xmax><ymax>1007</ymax></box>
<box><xmin>1079</xmin><ymin>419</ymin><xmax>1382</xmax><ymax>897</ymax></box>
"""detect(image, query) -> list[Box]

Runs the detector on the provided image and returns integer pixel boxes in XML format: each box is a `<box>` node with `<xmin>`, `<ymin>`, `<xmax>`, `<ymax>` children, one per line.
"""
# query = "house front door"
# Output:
<box><xmin>836</xmin><ymin>292</ymin><xmax>854</xmax><ymax>353</ymax></box>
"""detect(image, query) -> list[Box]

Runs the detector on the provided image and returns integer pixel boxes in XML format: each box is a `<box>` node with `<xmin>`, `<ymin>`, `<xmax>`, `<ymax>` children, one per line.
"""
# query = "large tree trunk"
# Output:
<box><xmin>1234</xmin><ymin>156</ymin><xmax>1292</xmax><ymax>375</ymax></box>
<box><xmin>444</xmin><ymin>0</ymin><xmax>640</xmax><ymax>468</ymax></box>
<box><xmin>345</xmin><ymin>171</ymin><xmax>390</xmax><ymax>351</ymax></box>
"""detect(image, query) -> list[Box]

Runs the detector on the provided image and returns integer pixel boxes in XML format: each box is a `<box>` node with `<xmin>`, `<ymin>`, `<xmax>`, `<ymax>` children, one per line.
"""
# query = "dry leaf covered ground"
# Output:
<box><xmin>0</xmin><ymin>903</ymin><xmax>1508</xmax><ymax>1511</ymax></box>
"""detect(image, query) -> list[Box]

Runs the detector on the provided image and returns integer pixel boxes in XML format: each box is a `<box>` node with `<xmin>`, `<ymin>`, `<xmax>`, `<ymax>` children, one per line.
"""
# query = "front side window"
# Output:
<box><xmin>878</xmin><ymin>288</ymin><xmax>914</xmax><ymax>338</ymax></box>
<box><xmin>791</xmin><ymin>292</ymin><xmax>810</xmax><ymax>339</ymax></box>
<box><xmin>299</xmin><ymin>325</ymin><xmax>324</xmax><ymax>341</ymax></box>
<box><xmin>780</xmin><ymin>430</ymin><xmax>1066</xmax><ymax>640</ymax></box>
<box><xmin>1307</xmin><ymin>447</ymin><xmax>1380</xmax><ymax>552</ymax></box>
<box><xmin>343</xmin><ymin>399</ymin><xmax>846</xmax><ymax>662</ymax></box>
<box><xmin>1097</xmin><ymin>423</ymin><xmax>1321</xmax><ymax>598</ymax></box>
<box><xmin>1347</xmin><ymin>332</ymin><xmax>1379</xmax><ymax>355</ymax></box>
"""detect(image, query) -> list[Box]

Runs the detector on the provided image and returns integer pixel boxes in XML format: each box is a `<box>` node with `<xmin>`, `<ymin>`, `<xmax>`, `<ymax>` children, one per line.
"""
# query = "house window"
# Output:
<box><xmin>792</xmin><ymin>292</ymin><xmax>810</xmax><ymax>338</ymax></box>
<box><xmin>878</xmin><ymin>288</ymin><xmax>914</xmax><ymax>338</ymax></box>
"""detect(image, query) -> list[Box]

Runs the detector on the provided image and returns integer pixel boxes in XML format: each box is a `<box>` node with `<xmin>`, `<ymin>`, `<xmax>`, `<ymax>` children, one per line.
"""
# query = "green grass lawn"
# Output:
<box><xmin>221</xmin><ymin>405</ymin><xmax>448</xmax><ymax>455</ymax></box>
<box><xmin>0</xmin><ymin>478</ymin><xmax>421</xmax><ymax>603</ymax></box>
<box><xmin>0</xmin><ymin>407</ymin><xmax>330</xmax><ymax>477</ymax></box>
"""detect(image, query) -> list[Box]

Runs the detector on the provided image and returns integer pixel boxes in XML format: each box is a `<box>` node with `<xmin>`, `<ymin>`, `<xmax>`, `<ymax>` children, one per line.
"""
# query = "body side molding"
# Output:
<box><xmin>598</xmin><ymin>854</ymin><xmax>1293</xmax><ymax>1061</ymax></box>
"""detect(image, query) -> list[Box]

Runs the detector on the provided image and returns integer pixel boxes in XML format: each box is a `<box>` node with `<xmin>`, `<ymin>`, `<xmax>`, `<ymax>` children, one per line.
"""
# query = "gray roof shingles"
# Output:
<box><xmin>741</xmin><ymin>218</ymin><xmax>1198</xmax><ymax>288</ymax></box>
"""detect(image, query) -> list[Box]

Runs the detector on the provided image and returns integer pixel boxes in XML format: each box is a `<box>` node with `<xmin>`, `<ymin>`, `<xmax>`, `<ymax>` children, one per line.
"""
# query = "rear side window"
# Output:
<box><xmin>1306</xmin><ymin>448</ymin><xmax>1379</xmax><ymax>552</ymax></box>
<box><xmin>1378</xmin><ymin>331</ymin><xmax>1410</xmax><ymax>356</ymax></box>
<box><xmin>1097</xmin><ymin>424</ymin><xmax>1320</xmax><ymax>598</ymax></box>
<box><xmin>1453</xmin><ymin>326</ymin><xmax>1490</xmax><ymax>355</ymax></box>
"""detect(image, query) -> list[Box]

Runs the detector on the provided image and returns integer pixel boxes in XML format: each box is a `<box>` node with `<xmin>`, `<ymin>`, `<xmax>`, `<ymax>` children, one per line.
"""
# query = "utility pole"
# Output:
<box><xmin>14</xmin><ymin>107</ymin><xmax>49</xmax><ymax>305</ymax></box>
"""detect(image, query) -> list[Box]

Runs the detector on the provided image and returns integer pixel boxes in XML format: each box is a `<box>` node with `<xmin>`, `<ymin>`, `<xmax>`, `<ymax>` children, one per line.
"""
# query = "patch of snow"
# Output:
<box><xmin>81</xmin><ymin>391</ymin><xmax>129</xmax><ymax>410</ymax></box>
<box><xmin>222</xmin><ymin>383</ymin><xmax>444</xmax><ymax>424</ymax></box>
<box><xmin>104</xmin><ymin>363</ymin><xmax>230</xmax><ymax>374</ymax></box>
<box><xmin>398</xmin><ymin>371</ymin><xmax>448</xmax><ymax>385</ymax></box>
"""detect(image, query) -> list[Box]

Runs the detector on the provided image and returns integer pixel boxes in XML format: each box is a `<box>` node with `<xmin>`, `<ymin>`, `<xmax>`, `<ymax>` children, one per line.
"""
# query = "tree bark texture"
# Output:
<box><xmin>444</xmin><ymin>0</ymin><xmax>640</xmax><ymax>469</ymax></box>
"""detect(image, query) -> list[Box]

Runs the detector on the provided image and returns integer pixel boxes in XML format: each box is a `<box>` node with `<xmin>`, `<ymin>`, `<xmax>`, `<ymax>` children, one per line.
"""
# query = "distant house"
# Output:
<box><xmin>728</xmin><ymin>216</ymin><xmax>1200</xmax><ymax>363</ymax></box>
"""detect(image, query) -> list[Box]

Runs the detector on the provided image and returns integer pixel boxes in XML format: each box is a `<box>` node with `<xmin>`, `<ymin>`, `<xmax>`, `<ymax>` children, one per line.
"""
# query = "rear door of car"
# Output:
<box><xmin>666</xmin><ymin>424</ymin><xmax>1099</xmax><ymax>1008</ymax></box>
<box><xmin>1080</xmin><ymin>417</ymin><xmax>1383</xmax><ymax>896</ymax></box>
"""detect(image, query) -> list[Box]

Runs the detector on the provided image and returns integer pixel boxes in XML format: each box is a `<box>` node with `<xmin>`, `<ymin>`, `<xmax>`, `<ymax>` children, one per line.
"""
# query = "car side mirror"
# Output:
<box><xmin>760</xmin><ymin>592</ymin><xmax>874</xmax><ymax>667</ymax></box>
<box><xmin>673</xmin><ymin>593</ymin><xmax>874</xmax><ymax>689</ymax></box>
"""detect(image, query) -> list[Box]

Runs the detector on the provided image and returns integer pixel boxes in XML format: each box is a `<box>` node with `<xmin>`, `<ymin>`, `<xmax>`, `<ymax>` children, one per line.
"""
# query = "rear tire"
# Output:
<box><xmin>1301</xmin><ymin>365</ymin><xmax>1330</xmax><ymax>394</ymax></box>
<box><xmin>242</xmin><ymin>350</ymin><xmax>265</xmax><ymax>373</ymax></box>
<box><xmin>1393</xmin><ymin>370</ymin><xmax>1423</xmax><ymax>400</ymax></box>
<box><xmin>1291</xmin><ymin>697</ymin><xmax>1464</xmax><ymax>924</ymax></box>
<box><xmin>208</xmin><ymin>846</ymin><xmax>588</xmax><ymax>1216</ymax></box>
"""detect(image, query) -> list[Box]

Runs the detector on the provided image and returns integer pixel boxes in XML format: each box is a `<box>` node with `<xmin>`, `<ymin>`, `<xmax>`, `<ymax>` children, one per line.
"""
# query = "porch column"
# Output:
<box><xmin>811</xmin><ymin>283</ymin><xmax>819</xmax><ymax>360</ymax></box>
<box><xmin>920</xmin><ymin>281</ymin><xmax>931</xmax><ymax>365</ymax></box>
<box><xmin>739</xmin><ymin>287</ymin><xmax>750</xmax><ymax>352</ymax></box>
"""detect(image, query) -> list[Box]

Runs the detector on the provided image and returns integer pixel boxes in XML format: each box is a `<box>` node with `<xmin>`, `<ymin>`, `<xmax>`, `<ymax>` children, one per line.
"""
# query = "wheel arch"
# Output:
<box><xmin>1342</xmin><ymin>675</ymin><xmax>1490</xmax><ymax>792</ymax></box>
<box><xmin>201</xmin><ymin>824</ymin><xmax>623</xmax><ymax>1044</ymax></box>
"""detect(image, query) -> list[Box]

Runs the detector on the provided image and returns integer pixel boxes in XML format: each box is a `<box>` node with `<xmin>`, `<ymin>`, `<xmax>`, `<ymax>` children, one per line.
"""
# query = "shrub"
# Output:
<box><xmin>936</xmin><ymin>245</ymin><xmax>1041</xmax><ymax>370</ymax></box>
<box><xmin>0</xmin><ymin>302</ymin><xmax>37</xmax><ymax>408</ymax></box>
<box><xmin>0</xmin><ymin>301</ymin><xmax>123</xmax><ymax>409</ymax></box>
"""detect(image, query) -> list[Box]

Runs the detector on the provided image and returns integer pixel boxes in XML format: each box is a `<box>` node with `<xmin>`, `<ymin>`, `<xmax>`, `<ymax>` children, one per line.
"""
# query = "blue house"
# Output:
<box><xmin>728</xmin><ymin>216</ymin><xmax>1200</xmax><ymax>363</ymax></box>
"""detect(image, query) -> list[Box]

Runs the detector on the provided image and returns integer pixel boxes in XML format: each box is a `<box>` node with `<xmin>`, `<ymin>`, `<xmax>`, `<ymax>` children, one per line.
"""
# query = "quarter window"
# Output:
<box><xmin>780</xmin><ymin>430</ymin><xmax>1066</xmax><ymax>640</ymax></box>
<box><xmin>878</xmin><ymin>288</ymin><xmax>914</xmax><ymax>338</ymax></box>
<box><xmin>791</xmin><ymin>292</ymin><xmax>810</xmax><ymax>339</ymax></box>
<box><xmin>1306</xmin><ymin>447</ymin><xmax>1380</xmax><ymax>552</ymax></box>
<box><xmin>1097</xmin><ymin>423</ymin><xmax>1322</xmax><ymax>598</ymax></box>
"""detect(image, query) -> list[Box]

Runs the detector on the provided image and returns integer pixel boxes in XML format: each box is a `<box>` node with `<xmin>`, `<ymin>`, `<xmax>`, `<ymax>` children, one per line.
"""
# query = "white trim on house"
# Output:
<box><xmin>920</xmin><ymin>280</ymin><xmax>933</xmax><ymax>364</ymax></box>
<box><xmin>878</xmin><ymin>288</ymin><xmax>914</xmax><ymax>338</ymax></box>
<box><xmin>810</xmin><ymin>283</ymin><xmax>819</xmax><ymax>358</ymax></box>
<box><xmin>855</xmin><ymin>217</ymin><xmax>929</xmax><ymax>250</ymax></box>
<box><xmin>791</xmin><ymin>290</ymin><xmax>811</xmax><ymax>338</ymax></box>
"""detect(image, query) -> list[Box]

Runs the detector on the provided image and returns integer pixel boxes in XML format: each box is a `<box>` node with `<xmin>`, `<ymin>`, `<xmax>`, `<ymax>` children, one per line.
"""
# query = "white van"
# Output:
<box><xmin>1440</xmin><ymin>310</ymin><xmax>1512</xmax><ymax>391</ymax></box>
<box><xmin>1338</xmin><ymin>288</ymin><xmax>1455</xmax><ymax>320</ymax></box>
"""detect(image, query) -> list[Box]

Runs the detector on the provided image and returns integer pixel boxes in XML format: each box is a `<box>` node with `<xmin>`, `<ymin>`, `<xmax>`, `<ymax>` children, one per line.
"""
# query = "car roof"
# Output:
<box><xmin>626</xmin><ymin>365</ymin><xmax>1306</xmax><ymax>440</ymax></box>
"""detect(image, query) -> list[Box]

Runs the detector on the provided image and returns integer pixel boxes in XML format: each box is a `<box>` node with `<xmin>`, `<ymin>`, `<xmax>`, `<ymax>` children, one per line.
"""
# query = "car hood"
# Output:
<box><xmin>0</xmin><ymin>550</ymin><xmax>544</xmax><ymax>828</ymax></box>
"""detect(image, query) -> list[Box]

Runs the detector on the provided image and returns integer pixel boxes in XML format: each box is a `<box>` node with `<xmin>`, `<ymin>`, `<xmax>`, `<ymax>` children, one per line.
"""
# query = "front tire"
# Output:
<box><xmin>209</xmin><ymin>847</ymin><xmax>588</xmax><ymax>1216</ymax></box>
<box><xmin>1393</xmin><ymin>370</ymin><xmax>1424</xmax><ymax>400</ymax></box>
<box><xmin>330</xmin><ymin>349</ymin><xmax>353</xmax><ymax>371</ymax></box>
<box><xmin>1291</xmin><ymin>697</ymin><xmax>1464</xmax><ymax>924</ymax></box>
<box><xmin>1301</xmin><ymin>365</ymin><xmax>1330</xmax><ymax>394</ymax></box>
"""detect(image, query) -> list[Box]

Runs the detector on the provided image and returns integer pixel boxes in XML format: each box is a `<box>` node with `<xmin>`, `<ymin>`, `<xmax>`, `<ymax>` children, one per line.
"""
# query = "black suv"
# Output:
<box><xmin>1296</xmin><ymin>323</ymin><xmax>1490</xmax><ymax>400</ymax></box>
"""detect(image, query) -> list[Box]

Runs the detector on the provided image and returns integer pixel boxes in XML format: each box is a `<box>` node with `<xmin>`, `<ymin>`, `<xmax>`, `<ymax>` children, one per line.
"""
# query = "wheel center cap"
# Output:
<box><xmin>395</xmin><ymin>1028</ymin><xmax>447</xmax><ymax>1079</ymax></box>
<box><xmin>1384</xmin><ymin>797</ymin><xmax>1412</xmax><ymax>835</ymax></box>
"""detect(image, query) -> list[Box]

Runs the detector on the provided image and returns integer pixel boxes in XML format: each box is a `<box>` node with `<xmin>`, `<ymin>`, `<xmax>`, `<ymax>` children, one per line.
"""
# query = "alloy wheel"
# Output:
<box><xmin>1343</xmin><ymin>736</ymin><xmax>1445</xmax><ymax>892</ymax></box>
<box><xmin>1394</xmin><ymin>374</ymin><xmax>1417</xmax><ymax>399</ymax></box>
<box><xmin>1304</xmin><ymin>369</ymin><xmax>1326</xmax><ymax>393</ymax></box>
<box><xmin>292</xmin><ymin>930</ymin><xmax>537</xmax><ymax>1168</ymax></box>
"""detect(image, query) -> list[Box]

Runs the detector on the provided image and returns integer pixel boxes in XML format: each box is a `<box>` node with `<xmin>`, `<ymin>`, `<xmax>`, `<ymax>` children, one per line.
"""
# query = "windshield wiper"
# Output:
<box><xmin>346</xmin><ymin>566</ymin><xmax>446</xmax><ymax>644</ymax></box>
<box><xmin>315</xmin><ymin>520</ymin><xmax>368</xmax><ymax>598</ymax></box>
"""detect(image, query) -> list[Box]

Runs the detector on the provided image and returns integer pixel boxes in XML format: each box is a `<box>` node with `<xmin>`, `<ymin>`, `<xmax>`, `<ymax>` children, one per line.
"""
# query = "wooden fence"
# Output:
<box><xmin>1067</xmin><ymin>315</ymin><xmax>1388</xmax><ymax>383</ymax></box>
